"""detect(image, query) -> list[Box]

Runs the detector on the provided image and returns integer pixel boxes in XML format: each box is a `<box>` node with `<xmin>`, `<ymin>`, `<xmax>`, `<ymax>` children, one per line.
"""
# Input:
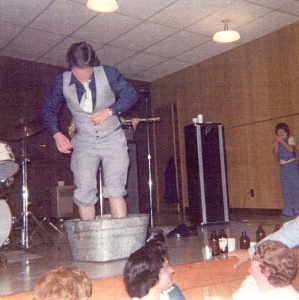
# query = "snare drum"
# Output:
<box><xmin>0</xmin><ymin>200</ymin><xmax>12</xmax><ymax>248</ymax></box>
<box><xmin>0</xmin><ymin>142</ymin><xmax>19</xmax><ymax>182</ymax></box>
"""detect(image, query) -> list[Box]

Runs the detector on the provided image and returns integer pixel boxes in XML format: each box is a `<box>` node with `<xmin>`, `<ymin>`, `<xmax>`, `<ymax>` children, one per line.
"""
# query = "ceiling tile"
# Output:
<box><xmin>116</xmin><ymin>52</ymin><xmax>167</xmax><ymax>78</ymax></box>
<box><xmin>30</xmin><ymin>0</ymin><xmax>97</xmax><ymax>35</ymax></box>
<box><xmin>96</xmin><ymin>45</ymin><xmax>136</xmax><ymax>66</ymax></box>
<box><xmin>140</xmin><ymin>59</ymin><xmax>193</xmax><ymax>79</ymax></box>
<box><xmin>116</xmin><ymin>0</ymin><xmax>176</xmax><ymax>19</ymax></box>
<box><xmin>71</xmin><ymin>13</ymin><xmax>142</xmax><ymax>44</ymax></box>
<box><xmin>4</xmin><ymin>28</ymin><xmax>65</xmax><ymax>57</ymax></box>
<box><xmin>176</xmin><ymin>41</ymin><xmax>238</xmax><ymax>64</ymax></box>
<box><xmin>110</xmin><ymin>21</ymin><xmax>178</xmax><ymax>51</ymax></box>
<box><xmin>43</xmin><ymin>38</ymin><xmax>102</xmax><ymax>63</ymax></box>
<box><xmin>186</xmin><ymin>0</ymin><xmax>272</xmax><ymax>36</ymax></box>
<box><xmin>244</xmin><ymin>0</ymin><xmax>295</xmax><ymax>9</ymax></box>
<box><xmin>148</xmin><ymin>0</ymin><xmax>233</xmax><ymax>29</ymax></box>
<box><xmin>238</xmin><ymin>11</ymin><xmax>299</xmax><ymax>43</ymax></box>
<box><xmin>0</xmin><ymin>0</ymin><xmax>53</xmax><ymax>26</ymax></box>
<box><xmin>1</xmin><ymin>0</ymin><xmax>299</xmax><ymax>82</ymax></box>
<box><xmin>36</xmin><ymin>56</ymin><xmax>67</xmax><ymax>67</ymax></box>
<box><xmin>0</xmin><ymin>23</ymin><xmax>24</xmax><ymax>48</ymax></box>
<box><xmin>279</xmin><ymin>1</ymin><xmax>299</xmax><ymax>16</ymax></box>
<box><xmin>143</xmin><ymin>31</ymin><xmax>210</xmax><ymax>58</ymax></box>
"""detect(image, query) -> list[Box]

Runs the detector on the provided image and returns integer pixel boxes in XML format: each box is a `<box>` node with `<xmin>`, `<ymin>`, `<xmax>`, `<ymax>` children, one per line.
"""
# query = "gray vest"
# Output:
<box><xmin>63</xmin><ymin>66</ymin><xmax>120</xmax><ymax>141</ymax></box>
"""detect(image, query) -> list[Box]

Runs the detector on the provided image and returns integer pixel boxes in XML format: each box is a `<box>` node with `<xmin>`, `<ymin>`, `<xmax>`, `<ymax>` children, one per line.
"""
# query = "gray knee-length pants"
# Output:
<box><xmin>71</xmin><ymin>128</ymin><xmax>129</xmax><ymax>207</ymax></box>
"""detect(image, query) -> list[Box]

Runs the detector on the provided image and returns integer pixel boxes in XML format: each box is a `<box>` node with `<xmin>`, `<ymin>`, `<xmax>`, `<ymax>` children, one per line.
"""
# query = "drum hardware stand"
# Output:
<box><xmin>30</xmin><ymin>213</ymin><xmax>64</xmax><ymax>239</ymax></box>
<box><xmin>20</xmin><ymin>136</ymin><xmax>59</xmax><ymax>249</ymax></box>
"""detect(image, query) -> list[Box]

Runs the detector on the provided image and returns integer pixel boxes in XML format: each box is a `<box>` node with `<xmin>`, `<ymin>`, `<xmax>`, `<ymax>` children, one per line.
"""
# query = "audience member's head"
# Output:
<box><xmin>251</xmin><ymin>240</ymin><xmax>298</xmax><ymax>287</ymax></box>
<box><xmin>123</xmin><ymin>241</ymin><xmax>174</xmax><ymax>299</ymax></box>
<box><xmin>275</xmin><ymin>123</ymin><xmax>290</xmax><ymax>136</ymax></box>
<box><xmin>33</xmin><ymin>266</ymin><xmax>92</xmax><ymax>300</ymax></box>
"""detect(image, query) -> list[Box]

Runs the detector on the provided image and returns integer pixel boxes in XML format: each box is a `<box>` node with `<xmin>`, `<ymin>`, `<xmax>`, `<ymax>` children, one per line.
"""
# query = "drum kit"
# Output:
<box><xmin>0</xmin><ymin>118</ymin><xmax>57</xmax><ymax>249</ymax></box>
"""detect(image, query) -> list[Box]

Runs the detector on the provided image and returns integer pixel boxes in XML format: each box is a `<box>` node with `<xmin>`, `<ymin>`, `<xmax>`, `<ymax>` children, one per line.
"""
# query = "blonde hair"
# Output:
<box><xmin>33</xmin><ymin>267</ymin><xmax>92</xmax><ymax>300</ymax></box>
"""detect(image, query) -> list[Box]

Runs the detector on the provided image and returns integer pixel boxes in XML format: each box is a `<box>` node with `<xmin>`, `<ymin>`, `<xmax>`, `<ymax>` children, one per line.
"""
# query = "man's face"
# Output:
<box><xmin>156</xmin><ymin>260</ymin><xmax>174</xmax><ymax>292</ymax></box>
<box><xmin>71</xmin><ymin>66</ymin><xmax>93</xmax><ymax>82</ymax></box>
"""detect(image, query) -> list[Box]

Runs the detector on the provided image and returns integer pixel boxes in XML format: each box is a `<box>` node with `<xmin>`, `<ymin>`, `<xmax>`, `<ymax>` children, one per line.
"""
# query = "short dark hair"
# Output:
<box><xmin>66</xmin><ymin>42</ymin><xmax>100</xmax><ymax>68</ymax></box>
<box><xmin>123</xmin><ymin>242</ymin><xmax>168</xmax><ymax>298</ymax></box>
<box><xmin>253</xmin><ymin>240</ymin><xmax>298</xmax><ymax>287</ymax></box>
<box><xmin>275</xmin><ymin>123</ymin><xmax>290</xmax><ymax>136</ymax></box>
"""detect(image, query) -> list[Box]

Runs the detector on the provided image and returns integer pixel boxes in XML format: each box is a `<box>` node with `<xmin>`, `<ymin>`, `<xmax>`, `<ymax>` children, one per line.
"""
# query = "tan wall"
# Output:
<box><xmin>150</xmin><ymin>21</ymin><xmax>299</xmax><ymax>210</ymax></box>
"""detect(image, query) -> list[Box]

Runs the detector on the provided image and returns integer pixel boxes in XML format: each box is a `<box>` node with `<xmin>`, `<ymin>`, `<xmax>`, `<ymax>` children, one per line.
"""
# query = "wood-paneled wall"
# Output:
<box><xmin>150</xmin><ymin>21</ymin><xmax>299</xmax><ymax>211</ymax></box>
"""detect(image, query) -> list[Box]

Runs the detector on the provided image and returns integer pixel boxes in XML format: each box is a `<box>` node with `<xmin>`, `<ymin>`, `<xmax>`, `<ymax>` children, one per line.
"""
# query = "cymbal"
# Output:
<box><xmin>0</xmin><ymin>118</ymin><xmax>44</xmax><ymax>140</ymax></box>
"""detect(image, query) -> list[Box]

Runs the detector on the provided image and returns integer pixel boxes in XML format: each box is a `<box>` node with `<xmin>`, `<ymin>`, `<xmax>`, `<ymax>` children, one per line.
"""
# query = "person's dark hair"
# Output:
<box><xmin>275</xmin><ymin>123</ymin><xmax>290</xmax><ymax>136</ymax></box>
<box><xmin>253</xmin><ymin>240</ymin><xmax>298</xmax><ymax>287</ymax></box>
<box><xmin>123</xmin><ymin>242</ymin><xmax>168</xmax><ymax>298</ymax></box>
<box><xmin>66</xmin><ymin>42</ymin><xmax>100</xmax><ymax>68</ymax></box>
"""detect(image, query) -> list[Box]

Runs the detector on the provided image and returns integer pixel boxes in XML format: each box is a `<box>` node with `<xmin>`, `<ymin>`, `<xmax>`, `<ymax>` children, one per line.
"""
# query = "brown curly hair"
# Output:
<box><xmin>253</xmin><ymin>240</ymin><xmax>298</xmax><ymax>287</ymax></box>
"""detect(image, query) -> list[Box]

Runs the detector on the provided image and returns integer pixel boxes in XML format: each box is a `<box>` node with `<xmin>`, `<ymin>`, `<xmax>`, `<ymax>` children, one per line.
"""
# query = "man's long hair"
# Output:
<box><xmin>66</xmin><ymin>42</ymin><xmax>100</xmax><ymax>68</ymax></box>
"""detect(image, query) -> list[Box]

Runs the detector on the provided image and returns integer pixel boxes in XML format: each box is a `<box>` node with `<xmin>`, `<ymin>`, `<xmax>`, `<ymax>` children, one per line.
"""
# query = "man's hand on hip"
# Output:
<box><xmin>91</xmin><ymin>108</ymin><xmax>112</xmax><ymax>125</ymax></box>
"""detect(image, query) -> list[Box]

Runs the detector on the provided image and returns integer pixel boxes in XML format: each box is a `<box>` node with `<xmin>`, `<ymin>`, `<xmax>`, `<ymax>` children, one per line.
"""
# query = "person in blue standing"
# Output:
<box><xmin>41</xmin><ymin>41</ymin><xmax>138</xmax><ymax>221</ymax></box>
<box><xmin>272</xmin><ymin>123</ymin><xmax>299</xmax><ymax>217</ymax></box>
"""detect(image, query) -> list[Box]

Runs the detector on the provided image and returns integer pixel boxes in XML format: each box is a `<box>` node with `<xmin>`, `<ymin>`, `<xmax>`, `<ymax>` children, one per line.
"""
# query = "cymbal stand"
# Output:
<box><xmin>143</xmin><ymin>90</ymin><xmax>154</xmax><ymax>227</ymax></box>
<box><xmin>20</xmin><ymin>136</ymin><xmax>58</xmax><ymax>249</ymax></box>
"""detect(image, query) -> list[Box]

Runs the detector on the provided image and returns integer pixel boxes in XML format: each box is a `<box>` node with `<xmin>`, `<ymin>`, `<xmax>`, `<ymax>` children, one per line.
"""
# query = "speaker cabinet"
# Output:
<box><xmin>184</xmin><ymin>124</ymin><xmax>229</xmax><ymax>224</ymax></box>
<box><xmin>51</xmin><ymin>185</ymin><xmax>74</xmax><ymax>218</ymax></box>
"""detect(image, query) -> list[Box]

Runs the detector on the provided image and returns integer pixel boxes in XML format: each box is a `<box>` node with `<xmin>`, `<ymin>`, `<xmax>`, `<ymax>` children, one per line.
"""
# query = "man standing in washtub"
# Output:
<box><xmin>42</xmin><ymin>42</ymin><xmax>138</xmax><ymax>221</ymax></box>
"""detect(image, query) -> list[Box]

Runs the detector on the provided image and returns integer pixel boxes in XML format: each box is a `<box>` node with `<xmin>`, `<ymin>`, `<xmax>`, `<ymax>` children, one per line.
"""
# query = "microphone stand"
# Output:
<box><xmin>143</xmin><ymin>90</ymin><xmax>154</xmax><ymax>228</ymax></box>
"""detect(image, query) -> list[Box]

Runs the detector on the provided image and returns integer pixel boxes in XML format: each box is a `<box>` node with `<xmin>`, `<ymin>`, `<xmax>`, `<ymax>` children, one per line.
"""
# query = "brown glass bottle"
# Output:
<box><xmin>273</xmin><ymin>224</ymin><xmax>281</xmax><ymax>232</ymax></box>
<box><xmin>218</xmin><ymin>229</ymin><xmax>228</xmax><ymax>253</ymax></box>
<box><xmin>209</xmin><ymin>230</ymin><xmax>220</xmax><ymax>256</ymax></box>
<box><xmin>240</xmin><ymin>231</ymin><xmax>250</xmax><ymax>249</ymax></box>
<box><xmin>256</xmin><ymin>225</ymin><xmax>266</xmax><ymax>243</ymax></box>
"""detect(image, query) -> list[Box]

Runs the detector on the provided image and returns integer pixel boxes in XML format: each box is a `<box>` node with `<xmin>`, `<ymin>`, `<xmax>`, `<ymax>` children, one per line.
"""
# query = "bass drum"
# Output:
<box><xmin>0</xmin><ymin>141</ymin><xmax>19</xmax><ymax>182</ymax></box>
<box><xmin>0</xmin><ymin>200</ymin><xmax>12</xmax><ymax>248</ymax></box>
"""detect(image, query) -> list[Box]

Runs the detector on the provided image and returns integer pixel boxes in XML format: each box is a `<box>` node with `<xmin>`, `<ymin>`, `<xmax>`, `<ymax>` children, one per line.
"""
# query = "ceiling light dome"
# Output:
<box><xmin>213</xmin><ymin>19</ymin><xmax>240</xmax><ymax>43</ymax></box>
<box><xmin>87</xmin><ymin>0</ymin><xmax>118</xmax><ymax>13</ymax></box>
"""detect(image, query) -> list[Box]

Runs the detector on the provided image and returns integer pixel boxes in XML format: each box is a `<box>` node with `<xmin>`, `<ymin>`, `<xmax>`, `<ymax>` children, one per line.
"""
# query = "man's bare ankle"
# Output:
<box><xmin>79</xmin><ymin>206</ymin><xmax>96</xmax><ymax>221</ymax></box>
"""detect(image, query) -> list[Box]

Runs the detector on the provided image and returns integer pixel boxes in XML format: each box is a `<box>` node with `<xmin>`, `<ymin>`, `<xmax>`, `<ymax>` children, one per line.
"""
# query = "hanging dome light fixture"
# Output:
<box><xmin>87</xmin><ymin>0</ymin><xmax>118</xmax><ymax>13</ymax></box>
<box><xmin>213</xmin><ymin>19</ymin><xmax>240</xmax><ymax>43</ymax></box>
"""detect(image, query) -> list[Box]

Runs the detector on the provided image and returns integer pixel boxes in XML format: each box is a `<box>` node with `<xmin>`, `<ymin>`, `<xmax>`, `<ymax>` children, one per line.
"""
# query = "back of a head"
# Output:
<box><xmin>66</xmin><ymin>42</ymin><xmax>100</xmax><ymax>68</ymax></box>
<box><xmin>123</xmin><ymin>242</ymin><xmax>167</xmax><ymax>298</ymax></box>
<box><xmin>254</xmin><ymin>240</ymin><xmax>298</xmax><ymax>287</ymax></box>
<box><xmin>33</xmin><ymin>267</ymin><xmax>92</xmax><ymax>300</ymax></box>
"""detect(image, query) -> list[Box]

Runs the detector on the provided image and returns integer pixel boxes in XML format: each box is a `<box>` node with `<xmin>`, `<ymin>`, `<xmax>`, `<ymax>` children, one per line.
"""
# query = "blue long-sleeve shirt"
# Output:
<box><xmin>41</xmin><ymin>65</ymin><xmax>138</xmax><ymax>136</ymax></box>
